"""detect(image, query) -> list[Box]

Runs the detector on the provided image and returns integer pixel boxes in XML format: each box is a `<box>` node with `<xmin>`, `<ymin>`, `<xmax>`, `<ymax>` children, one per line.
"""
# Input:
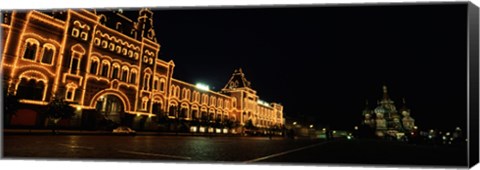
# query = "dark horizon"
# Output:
<box><xmin>120</xmin><ymin>3</ymin><xmax>467</xmax><ymax>131</ymax></box>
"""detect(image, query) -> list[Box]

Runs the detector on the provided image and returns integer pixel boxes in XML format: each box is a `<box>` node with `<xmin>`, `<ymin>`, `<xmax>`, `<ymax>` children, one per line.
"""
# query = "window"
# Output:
<box><xmin>80</xmin><ymin>32</ymin><xmax>88</xmax><ymax>40</ymax></box>
<box><xmin>101</xmin><ymin>62</ymin><xmax>109</xmax><ymax>77</ymax></box>
<box><xmin>111</xmin><ymin>65</ymin><xmax>119</xmax><ymax>79</ymax></box>
<box><xmin>70</xmin><ymin>58</ymin><xmax>79</xmax><ymax>74</ymax></box>
<box><xmin>71</xmin><ymin>28</ymin><xmax>79</xmax><ymax>37</ymax></box>
<box><xmin>134</xmin><ymin>52</ymin><xmax>139</xmax><ymax>60</ymax></box>
<box><xmin>159</xmin><ymin>79</ymin><xmax>165</xmax><ymax>92</ymax></box>
<box><xmin>41</xmin><ymin>46</ymin><xmax>54</xmax><ymax>64</ymax></box>
<box><xmin>23</xmin><ymin>41</ymin><xmax>38</xmax><ymax>60</ymax></box>
<box><xmin>153</xmin><ymin>79</ymin><xmax>158</xmax><ymax>91</ymax></box>
<box><xmin>94</xmin><ymin>38</ymin><xmax>100</xmax><ymax>46</ymax></box>
<box><xmin>90</xmin><ymin>59</ymin><xmax>98</xmax><ymax>75</ymax></box>
<box><xmin>130</xmin><ymin>71</ymin><xmax>137</xmax><ymax>84</ymax></box>
<box><xmin>109</xmin><ymin>43</ymin><xmax>115</xmax><ymax>51</ymax></box>
<box><xmin>121</xmin><ymin>69</ymin><xmax>128</xmax><ymax>82</ymax></box>
<box><xmin>142</xmin><ymin>97</ymin><xmax>148</xmax><ymax>110</ymax></box>
<box><xmin>101</xmin><ymin>40</ymin><xmax>108</xmax><ymax>48</ymax></box>
<box><xmin>116</xmin><ymin>46</ymin><xmax>121</xmax><ymax>53</ymax></box>
<box><xmin>66</xmin><ymin>91</ymin><xmax>73</xmax><ymax>100</ymax></box>
<box><xmin>143</xmin><ymin>73</ymin><xmax>151</xmax><ymax>90</ymax></box>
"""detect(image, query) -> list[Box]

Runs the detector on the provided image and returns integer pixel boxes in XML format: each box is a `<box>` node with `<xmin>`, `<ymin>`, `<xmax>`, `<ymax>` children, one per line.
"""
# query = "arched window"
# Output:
<box><xmin>143</xmin><ymin>73</ymin><xmax>151</xmax><ymax>90</ymax></box>
<box><xmin>116</xmin><ymin>46</ymin><xmax>122</xmax><ymax>54</ymax></box>
<box><xmin>94</xmin><ymin>38</ymin><xmax>101</xmax><ymax>46</ymax></box>
<box><xmin>159</xmin><ymin>78</ymin><xmax>165</xmax><ymax>92</ymax></box>
<box><xmin>16</xmin><ymin>78</ymin><xmax>45</xmax><ymax>101</ymax></box>
<box><xmin>153</xmin><ymin>78</ymin><xmax>159</xmax><ymax>91</ymax></box>
<box><xmin>41</xmin><ymin>44</ymin><xmax>55</xmax><ymax>64</ymax></box>
<box><xmin>202</xmin><ymin>94</ymin><xmax>208</xmax><ymax>105</ymax></box>
<box><xmin>175</xmin><ymin>86</ymin><xmax>180</xmax><ymax>98</ymax></box>
<box><xmin>142</xmin><ymin>97</ymin><xmax>149</xmax><ymax>110</ymax></box>
<box><xmin>65</xmin><ymin>83</ymin><xmax>77</xmax><ymax>101</ymax></box>
<box><xmin>69</xmin><ymin>44</ymin><xmax>85</xmax><ymax>75</ymax></box>
<box><xmin>111</xmin><ymin>64</ymin><xmax>120</xmax><ymax>79</ymax></box>
<box><xmin>23</xmin><ymin>39</ymin><xmax>39</xmax><ymax>60</ymax></box>
<box><xmin>89</xmin><ymin>58</ymin><xmax>99</xmax><ymax>75</ymax></box>
<box><xmin>101</xmin><ymin>61</ymin><xmax>110</xmax><ymax>77</ymax></box>
<box><xmin>130</xmin><ymin>69</ymin><xmax>137</xmax><ymax>84</ymax></box>
<box><xmin>210</xmin><ymin>97</ymin><xmax>216</xmax><ymax>106</ymax></box>
<box><xmin>109</xmin><ymin>43</ymin><xmax>115</xmax><ymax>51</ymax></box>
<box><xmin>121</xmin><ymin>66</ymin><xmax>129</xmax><ymax>82</ymax></box>
<box><xmin>101</xmin><ymin>40</ymin><xmax>108</xmax><ymax>48</ymax></box>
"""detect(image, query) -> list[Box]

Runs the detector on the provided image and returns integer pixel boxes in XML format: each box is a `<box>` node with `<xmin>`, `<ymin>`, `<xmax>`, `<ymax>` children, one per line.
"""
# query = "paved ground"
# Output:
<box><xmin>1</xmin><ymin>135</ymin><xmax>468</xmax><ymax>168</ymax></box>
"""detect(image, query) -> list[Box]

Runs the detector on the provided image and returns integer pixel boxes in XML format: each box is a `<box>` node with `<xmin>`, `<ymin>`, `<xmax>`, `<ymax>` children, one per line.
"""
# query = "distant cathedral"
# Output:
<box><xmin>362</xmin><ymin>85</ymin><xmax>415</xmax><ymax>137</ymax></box>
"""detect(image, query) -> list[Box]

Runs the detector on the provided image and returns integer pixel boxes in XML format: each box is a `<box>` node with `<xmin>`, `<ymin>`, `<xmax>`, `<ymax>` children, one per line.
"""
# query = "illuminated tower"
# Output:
<box><xmin>374</xmin><ymin>100</ymin><xmax>388</xmax><ymax>135</ymax></box>
<box><xmin>221</xmin><ymin>68</ymin><xmax>284</xmax><ymax>128</ymax></box>
<box><xmin>400</xmin><ymin>98</ymin><xmax>415</xmax><ymax>131</ymax></box>
<box><xmin>362</xmin><ymin>100</ymin><xmax>375</xmax><ymax>128</ymax></box>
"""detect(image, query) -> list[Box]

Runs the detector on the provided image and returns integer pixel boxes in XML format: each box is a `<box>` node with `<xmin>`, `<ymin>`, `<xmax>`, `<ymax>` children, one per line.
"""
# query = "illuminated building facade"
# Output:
<box><xmin>361</xmin><ymin>85</ymin><xmax>415</xmax><ymax>137</ymax></box>
<box><xmin>0</xmin><ymin>9</ymin><xmax>284</xmax><ymax>132</ymax></box>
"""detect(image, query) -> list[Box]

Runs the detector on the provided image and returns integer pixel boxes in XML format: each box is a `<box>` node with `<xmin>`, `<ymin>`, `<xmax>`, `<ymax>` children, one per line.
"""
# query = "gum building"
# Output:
<box><xmin>0</xmin><ymin>9</ymin><xmax>284</xmax><ymax>133</ymax></box>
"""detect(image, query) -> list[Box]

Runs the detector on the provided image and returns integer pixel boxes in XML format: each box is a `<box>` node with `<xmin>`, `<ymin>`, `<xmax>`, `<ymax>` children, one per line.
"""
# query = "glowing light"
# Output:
<box><xmin>333</xmin><ymin>131</ymin><xmax>336</xmax><ymax>134</ymax></box>
<box><xmin>136</xmin><ymin>114</ymin><xmax>140</xmax><ymax>117</ymax></box>
<box><xmin>414</xmin><ymin>126</ymin><xmax>418</xmax><ymax>130</ymax></box>
<box><xmin>354</xmin><ymin>126</ymin><xmax>358</xmax><ymax>130</ymax></box>
<box><xmin>347</xmin><ymin>136</ymin><xmax>352</xmax><ymax>140</ymax></box>
<box><xmin>195</xmin><ymin>83</ymin><xmax>210</xmax><ymax>91</ymax></box>
<box><xmin>309</xmin><ymin>125</ymin><xmax>313</xmax><ymax>128</ymax></box>
<box><xmin>3</xmin><ymin>9</ymin><xmax>286</xmax><ymax>128</ymax></box>
<box><xmin>322</xmin><ymin>128</ymin><xmax>326</xmax><ymax>131</ymax></box>
<box><xmin>257</xmin><ymin>99</ymin><xmax>270</xmax><ymax>107</ymax></box>
<box><xmin>293</xmin><ymin>122</ymin><xmax>297</xmax><ymax>125</ymax></box>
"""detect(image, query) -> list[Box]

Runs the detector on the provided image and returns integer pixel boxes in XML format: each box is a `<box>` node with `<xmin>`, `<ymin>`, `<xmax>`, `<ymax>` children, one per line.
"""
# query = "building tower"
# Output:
<box><xmin>400</xmin><ymin>98</ymin><xmax>415</xmax><ymax>131</ymax></box>
<box><xmin>362</xmin><ymin>100</ymin><xmax>375</xmax><ymax>128</ymax></box>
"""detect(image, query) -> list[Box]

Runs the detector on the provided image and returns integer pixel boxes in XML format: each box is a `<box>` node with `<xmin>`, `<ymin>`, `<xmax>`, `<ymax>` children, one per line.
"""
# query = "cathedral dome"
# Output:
<box><xmin>374</xmin><ymin>105</ymin><xmax>387</xmax><ymax>114</ymax></box>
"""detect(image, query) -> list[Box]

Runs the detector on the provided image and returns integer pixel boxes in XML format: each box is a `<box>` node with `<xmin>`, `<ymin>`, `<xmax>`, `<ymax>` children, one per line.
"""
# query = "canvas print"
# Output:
<box><xmin>1</xmin><ymin>2</ymin><xmax>478</xmax><ymax>169</ymax></box>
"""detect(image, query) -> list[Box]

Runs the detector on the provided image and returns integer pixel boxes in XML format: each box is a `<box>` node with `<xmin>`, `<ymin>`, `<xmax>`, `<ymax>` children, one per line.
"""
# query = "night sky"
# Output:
<box><xmin>124</xmin><ymin>3</ymin><xmax>468</xmax><ymax>131</ymax></box>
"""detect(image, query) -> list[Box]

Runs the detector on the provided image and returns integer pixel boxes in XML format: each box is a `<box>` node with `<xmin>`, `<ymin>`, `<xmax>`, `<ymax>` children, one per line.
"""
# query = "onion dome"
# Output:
<box><xmin>362</xmin><ymin>100</ymin><xmax>372</xmax><ymax>116</ymax></box>
<box><xmin>374</xmin><ymin>105</ymin><xmax>387</xmax><ymax>114</ymax></box>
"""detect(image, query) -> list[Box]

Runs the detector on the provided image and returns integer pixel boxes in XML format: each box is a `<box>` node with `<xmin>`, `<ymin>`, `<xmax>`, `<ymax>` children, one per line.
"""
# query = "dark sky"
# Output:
<box><xmin>126</xmin><ymin>3</ymin><xmax>468</xmax><ymax>131</ymax></box>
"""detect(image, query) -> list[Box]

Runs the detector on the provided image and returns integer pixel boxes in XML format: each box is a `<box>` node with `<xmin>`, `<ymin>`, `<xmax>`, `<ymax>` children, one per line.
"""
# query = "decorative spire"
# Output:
<box><xmin>382</xmin><ymin>84</ymin><xmax>389</xmax><ymax>100</ymax></box>
<box><xmin>222</xmin><ymin>68</ymin><xmax>252</xmax><ymax>90</ymax></box>
<box><xmin>363</xmin><ymin>99</ymin><xmax>370</xmax><ymax>110</ymax></box>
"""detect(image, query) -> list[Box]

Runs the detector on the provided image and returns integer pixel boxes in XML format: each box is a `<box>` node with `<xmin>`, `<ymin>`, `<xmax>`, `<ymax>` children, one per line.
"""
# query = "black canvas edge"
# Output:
<box><xmin>468</xmin><ymin>1</ymin><xmax>480</xmax><ymax>168</ymax></box>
